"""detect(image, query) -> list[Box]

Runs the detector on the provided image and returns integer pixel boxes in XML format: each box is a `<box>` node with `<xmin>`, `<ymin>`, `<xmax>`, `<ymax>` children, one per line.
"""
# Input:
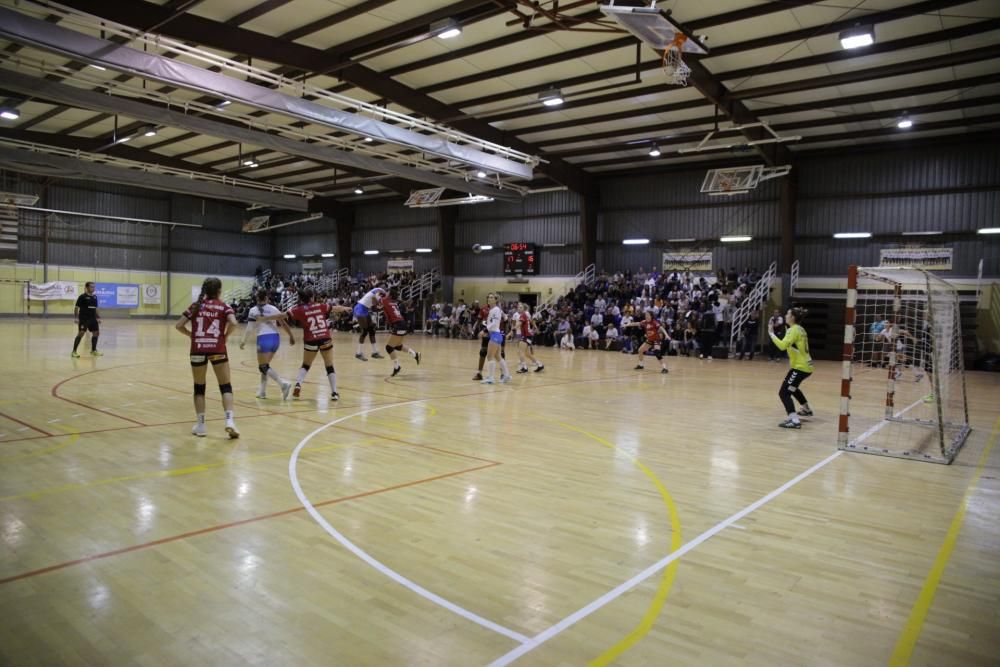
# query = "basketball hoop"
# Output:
<box><xmin>662</xmin><ymin>33</ymin><xmax>691</xmax><ymax>86</ymax></box>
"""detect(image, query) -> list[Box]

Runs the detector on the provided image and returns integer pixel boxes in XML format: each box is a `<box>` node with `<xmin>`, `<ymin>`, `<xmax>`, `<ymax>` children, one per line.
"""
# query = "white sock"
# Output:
<box><xmin>789</xmin><ymin>412</ymin><xmax>800</xmax><ymax>424</ymax></box>
<box><xmin>259</xmin><ymin>378</ymin><xmax>267</xmax><ymax>393</ymax></box>
<box><xmin>225</xmin><ymin>410</ymin><xmax>234</xmax><ymax>421</ymax></box>
<box><xmin>371</xmin><ymin>343</ymin><xmax>378</xmax><ymax>354</ymax></box>
<box><xmin>499</xmin><ymin>358</ymin><xmax>510</xmax><ymax>377</ymax></box>
<box><xmin>406</xmin><ymin>347</ymin><xmax>416</xmax><ymax>357</ymax></box>
<box><xmin>486</xmin><ymin>359</ymin><xmax>496</xmax><ymax>378</ymax></box>
<box><xmin>296</xmin><ymin>367</ymin><xmax>308</xmax><ymax>384</ymax></box>
<box><xmin>327</xmin><ymin>371</ymin><xmax>337</xmax><ymax>393</ymax></box>
<box><xmin>394</xmin><ymin>360</ymin><xmax>401</xmax><ymax>369</ymax></box>
<box><xmin>267</xmin><ymin>367</ymin><xmax>282</xmax><ymax>383</ymax></box>
<box><xmin>196</xmin><ymin>413</ymin><xmax>206</xmax><ymax>424</ymax></box>
<box><xmin>356</xmin><ymin>344</ymin><xmax>363</xmax><ymax>355</ymax></box>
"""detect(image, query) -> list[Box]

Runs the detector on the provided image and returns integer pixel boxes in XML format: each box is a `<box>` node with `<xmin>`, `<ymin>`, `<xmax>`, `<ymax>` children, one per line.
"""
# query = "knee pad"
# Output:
<box><xmin>655</xmin><ymin>351</ymin><xmax>663</xmax><ymax>360</ymax></box>
<box><xmin>219</xmin><ymin>383</ymin><xmax>233</xmax><ymax>395</ymax></box>
<box><xmin>479</xmin><ymin>347</ymin><xmax>488</xmax><ymax>359</ymax></box>
<box><xmin>325</xmin><ymin>365</ymin><xmax>335</xmax><ymax>375</ymax></box>
<box><xmin>385</xmin><ymin>344</ymin><xmax>394</xmax><ymax>355</ymax></box>
<box><xmin>394</xmin><ymin>345</ymin><xmax>403</xmax><ymax>351</ymax></box>
<box><xmin>193</xmin><ymin>383</ymin><xmax>206</xmax><ymax>396</ymax></box>
<box><xmin>258</xmin><ymin>363</ymin><xmax>270</xmax><ymax>375</ymax></box>
<box><xmin>500</xmin><ymin>350</ymin><xmax>506</xmax><ymax>359</ymax></box>
<box><xmin>301</xmin><ymin>363</ymin><xmax>311</xmax><ymax>371</ymax></box>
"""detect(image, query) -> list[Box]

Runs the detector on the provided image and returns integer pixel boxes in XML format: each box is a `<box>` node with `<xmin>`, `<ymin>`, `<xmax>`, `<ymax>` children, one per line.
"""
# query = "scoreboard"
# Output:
<box><xmin>503</xmin><ymin>242</ymin><xmax>539</xmax><ymax>275</ymax></box>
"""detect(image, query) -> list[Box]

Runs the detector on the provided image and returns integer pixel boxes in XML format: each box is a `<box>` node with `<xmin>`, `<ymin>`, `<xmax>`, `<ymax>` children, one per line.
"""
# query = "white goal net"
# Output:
<box><xmin>838</xmin><ymin>265</ymin><xmax>970</xmax><ymax>464</ymax></box>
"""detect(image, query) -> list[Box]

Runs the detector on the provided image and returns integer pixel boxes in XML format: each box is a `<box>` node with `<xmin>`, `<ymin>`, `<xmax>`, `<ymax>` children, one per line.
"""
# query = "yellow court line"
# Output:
<box><xmin>887</xmin><ymin>414</ymin><xmax>1000</xmax><ymax>667</ymax></box>
<box><xmin>549</xmin><ymin>420</ymin><xmax>683</xmax><ymax>667</ymax></box>
<box><xmin>0</xmin><ymin>437</ymin><xmax>383</xmax><ymax>502</ymax></box>
<box><xmin>0</xmin><ymin>424</ymin><xmax>81</xmax><ymax>463</ymax></box>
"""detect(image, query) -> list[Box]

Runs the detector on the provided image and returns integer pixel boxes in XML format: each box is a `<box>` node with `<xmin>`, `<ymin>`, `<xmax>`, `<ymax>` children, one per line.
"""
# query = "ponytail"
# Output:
<box><xmin>790</xmin><ymin>306</ymin><xmax>809</xmax><ymax>324</ymax></box>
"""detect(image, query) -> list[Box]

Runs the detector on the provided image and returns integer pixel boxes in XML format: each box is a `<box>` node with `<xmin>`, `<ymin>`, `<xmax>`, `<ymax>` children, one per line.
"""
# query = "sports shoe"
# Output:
<box><xmin>480</xmin><ymin>377</ymin><xmax>494</xmax><ymax>385</ymax></box>
<box><xmin>634</xmin><ymin>364</ymin><xmax>644</xmax><ymax>370</ymax></box>
<box><xmin>71</xmin><ymin>351</ymin><xmax>80</xmax><ymax>358</ymax></box>
<box><xmin>292</xmin><ymin>384</ymin><xmax>301</xmax><ymax>399</ymax></box>
<box><xmin>797</xmin><ymin>407</ymin><xmax>814</xmax><ymax>417</ymax></box>
<box><xmin>225</xmin><ymin>420</ymin><xmax>240</xmax><ymax>439</ymax></box>
<box><xmin>256</xmin><ymin>390</ymin><xmax>267</xmax><ymax>399</ymax></box>
<box><xmin>414</xmin><ymin>352</ymin><xmax>421</xmax><ymax>365</ymax></box>
<box><xmin>355</xmin><ymin>353</ymin><xmax>368</xmax><ymax>361</ymax></box>
<box><xmin>660</xmin><ymin>368</ymin><xmax>669</xmax><ymax>374</ymax></box>
<box><xmin>473</xmin><ymin>372</ymin><xmax>483</xmax><ymax>381</ymax></box>
<box><xmin>191</xmin><ymin>422</ymin><xmax>207</xmax><ymax>437</ymax></box>
<box><xmin>370</xmin><ymin>352</ymin><xmax>384</xmax><ymax>359</ymax></box>
<box><xmin>281</xmin><ymin>381</ymin><xmax>292</xmax><ymax>401</ymax></box>
<box><xmin>392</xmin><ymin>365</ymin><xmax>401</xmax><ymax>377</ymax></box>
<box><xmin>534</xmin><ymin>365</ymin><xmax>544</xmax><ymax>372</ymax></box>
<box><xmin>778</xmin><ymin>419</ymin><xmax>801</xmax><ymax>429</ymax></box>
<box><xmin>331</xmin><ymin>392</ymin><xmax>340</xmax><ymax>401</ymax></box>
<box><xmin>90</xmin><ymin>350</ymin><xmax>103</xmax><ymax>357</ymax></box>
<box><xmin>923</xmin><ymin>393</ymin><xmax>935</xmax><ymax>403</ymax></box>
<box><xmin>517</xmin><ymin>368</ymin><xmax>529</xmax><ymax>374</ymax></box>
<box><xmin>500</xmin><ymin>375</ymin><xmax>511</xmax><ymax>383</ymax></box>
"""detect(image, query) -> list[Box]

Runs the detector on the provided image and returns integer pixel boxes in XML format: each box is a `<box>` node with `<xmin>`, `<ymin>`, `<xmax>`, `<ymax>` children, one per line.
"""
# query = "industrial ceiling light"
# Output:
<box><xmin>243</xmin><ymin>159</ymin><xmax>259</xmax><ymax>168</ymax></box>
<box><xmin>833</xmin><ymin>232</ymin><xmax>872</xmax><ymax>239</ymax></box>
<box><xmin>354</xmin><ymin>186</ymin><xmax>364</xmax><ymax>195</ymax></box>
<box><xmin>648</xmin><ymin>144</ymin><xmax>661</xmax><ymax>157</ymax></box>
<box><xmin>363</xmin><ymin>136</ymin><xmax>373</xmax><ymax>142</ymax></box>
<box><xmin>89</xmin><ymin>64</ymin><xmax>107</xmax><ymax>71</ymax></box>
<box><xmin>321</xmin><ymin>253</ymin><xmax>335</xmax><ymax>257</ymax></box>
<box><xmin>0</xmin><ymin>108</ymin><xmax>20</xmax><ymax>120</ymax></box>
<box><xmin>476</xmin><ymin>170</ymin><xmax>487</xmax><ymax>178</ymax></box>
<box><xmin>977</xmin><ymin>227</ymin><xmax>1000</xmax><ymax>234</ymax></box>
<box><xmin>115</xmin><ymin>135</ymin><xmax>131</xmax><ymax>143</ymax></box>
<box><xmin>142</xmin><ymin>127</ymin><xmax>157</xmax><ymax>137</ymax></box>
<box><xmin>539</xmin><ymin>87</ymin><xmax>564</xmax><ymax>107</ymax></box>
<box><xmin>431</xmin><ymin>18</ymin><xmax>462</xmax><ymax>39</ymax></box>
<box><xmin>622</xmin><ymin>238</ymin><xmax>650</xmax><ymax>245</ymax></box>
<box><xmin>283</xmin><ymin>254</ymin><xmax>296</xmax><ymax>259</ymax></box>
<box><xmin>364</xmin><ymin>249</ymin><xmax>379</xmax><ymax>255</ymax></box>
<box><xmin>720</xmin><ymin>235</ymin><xmax>752</xmax><ymax>242</ymax></box>
<box><xmin>216</xmin><ymin>99</ymin><xmax>232</xmax><ymax>108</ymax></box>
<box><xmin>897</xmin><ymin>116</ymin><xmax>913</xmax><ymax>129</ymax></box>
<box><xmin>839</xmin><ymin>24</ymin><xmax>874</xmax><ymax>49</ymax></box>
<box><xmin>415</xmin><ymin>248</ymin><xmax>433</xmax><ymax>253</ymax></box>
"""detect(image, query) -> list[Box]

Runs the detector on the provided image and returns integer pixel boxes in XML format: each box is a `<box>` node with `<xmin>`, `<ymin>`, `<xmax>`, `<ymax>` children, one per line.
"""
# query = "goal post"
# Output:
<box><xmin>839</xmin><ymin>265</ymin><xmax>970</xmax><ymax>464</ymax></box>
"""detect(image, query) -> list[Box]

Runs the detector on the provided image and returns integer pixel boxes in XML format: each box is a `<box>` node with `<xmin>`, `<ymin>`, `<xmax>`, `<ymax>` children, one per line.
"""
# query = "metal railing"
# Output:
<box><xmin>539</xmin><ymin>263</ymin><xmax>596</xmax><ymax>313</ymax></box>
<box><xmin>790</xmin><ymin>259</ymin><xmax>800</xmax><ymax>296</ymax></box>
<box><xmin>402</xmin><ymin>268</ymin><xmax>440</xmax><ymax>303</ymax></box>
<box><xmin>729</xmin><ymin>261</ymin><xmax>778</xmax><ymax>351</ymax></box>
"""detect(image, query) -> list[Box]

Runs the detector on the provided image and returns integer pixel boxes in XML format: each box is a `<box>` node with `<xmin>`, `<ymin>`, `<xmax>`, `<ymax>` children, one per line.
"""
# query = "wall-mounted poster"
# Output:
<box><xmin>879</xmin><ymin>246</ymin><xmax>952</xmax><ymax>271</ymax></box>
<box><xmin>663</xmin><ymin>251</ymin><xmax>712</xmax><ymax>272</ymax></box>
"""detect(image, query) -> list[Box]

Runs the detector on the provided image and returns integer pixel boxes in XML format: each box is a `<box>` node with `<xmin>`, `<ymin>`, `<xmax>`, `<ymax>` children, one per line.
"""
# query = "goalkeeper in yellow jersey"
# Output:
<box><xmin>769</xmin><ymin>307</ymin><xmax>814</xmax><ymax>429</ymax></box>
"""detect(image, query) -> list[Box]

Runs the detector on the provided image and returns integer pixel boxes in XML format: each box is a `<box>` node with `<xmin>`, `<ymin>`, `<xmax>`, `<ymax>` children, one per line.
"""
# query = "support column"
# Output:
<box><xmin>779</xmin><ymin>168</ymin><xmax>797</xmax><ymax>306</ymax></box>
<box><xmin>437</xmin><ymin>206</ymin><xmax>457</xmax><ymax>303</ymax></box>
<box><xmin>580</xmin><ymin>190</ymin><xmax>598</xmax><ymax>270</ymax></box>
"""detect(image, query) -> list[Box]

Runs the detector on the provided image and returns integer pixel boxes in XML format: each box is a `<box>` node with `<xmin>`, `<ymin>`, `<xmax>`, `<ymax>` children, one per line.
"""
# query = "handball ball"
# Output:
<box><xmin>472</xmin><ymin>243</ymin><xmax>482</xmax><ymax>254</ymax></box>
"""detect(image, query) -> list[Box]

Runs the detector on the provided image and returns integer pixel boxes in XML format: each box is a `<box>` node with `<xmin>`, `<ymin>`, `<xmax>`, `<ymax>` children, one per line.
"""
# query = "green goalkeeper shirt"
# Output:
<box><xmin>770</xmin><ymin>323</ymin><xmax>813</xmax><ymax>373</ymax></box>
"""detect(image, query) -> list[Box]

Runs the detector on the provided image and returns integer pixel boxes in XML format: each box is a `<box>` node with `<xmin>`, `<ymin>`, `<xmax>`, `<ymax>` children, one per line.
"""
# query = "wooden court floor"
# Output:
<box><xmin>1</xmin><ymin>319</ymin><xmax>998</xmax><ymax>666</ymax></box>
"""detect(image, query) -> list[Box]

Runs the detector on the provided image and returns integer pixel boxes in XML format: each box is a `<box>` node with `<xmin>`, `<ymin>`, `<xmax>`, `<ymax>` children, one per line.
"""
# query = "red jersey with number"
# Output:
<box><xmin>642</xmin><ymin>319</ymin><xmax>662</xmax><ymax>343</ymax></box>
<box><xmin>184</xmin><ymin>298</ymin><xmax>233</xmax><ymax>354</ymax></box>
<box><xmin>288</xmin><ymin>302</ymin><xmax>331</xmax><ymax>343</ymax></box>
<box><xmin>516</xmin><ymin>312</ymin><xmax>531</xmax><ymax>338</ymax></box>
<box><xmin>382</xmin><ymin>297</ymin><xmax>404</xmax><ymax>325</ymax></box>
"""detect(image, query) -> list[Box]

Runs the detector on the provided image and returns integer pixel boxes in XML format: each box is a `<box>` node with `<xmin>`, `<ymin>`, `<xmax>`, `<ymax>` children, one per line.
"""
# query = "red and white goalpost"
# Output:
<box><xmin>839</xmin><ymin>265</ymin><xmax>970</xmax><ymax>464</ymax></box>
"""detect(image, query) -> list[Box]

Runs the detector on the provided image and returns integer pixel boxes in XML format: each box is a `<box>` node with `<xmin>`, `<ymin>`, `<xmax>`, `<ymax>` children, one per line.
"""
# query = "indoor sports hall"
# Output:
<box><xmin>0</xmin><ymin>1</ymin><xmax>998</xmax><ymax>666</ymax></box>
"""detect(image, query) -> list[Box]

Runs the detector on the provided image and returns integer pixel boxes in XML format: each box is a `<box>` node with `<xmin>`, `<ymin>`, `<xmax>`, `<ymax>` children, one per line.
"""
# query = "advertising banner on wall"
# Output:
<box><xmin>25</xmin><ymin>281</ymin><xmax>78</xmax><ymax>301</ymax></box>
<box><xmin>879</xmin><ymin>246</ymin><xmax>953</xmax><ymax>271</ymax></box>
<box><xmin>663</xmin><ymin>251</ymin><xmax>712</xmax><ymax>272</ymax></box>
<box><xmin>142</xmin><ymin>284</ymin><xmax>161</xmax><ymax>305</ymax></box>
<box><xmin>301</xmin><ymin>261</ymin><xmax>323</xmax><ymax>273</ymax></box>
<box><xmin>387</xmin><ymin>258</ymin><xmax>414</xmax><ymax>274</ymax></box>
<box><xmin>95</xmin><ymin>283</ymin><xmax>140</xmax><ymax>308</ymax></box>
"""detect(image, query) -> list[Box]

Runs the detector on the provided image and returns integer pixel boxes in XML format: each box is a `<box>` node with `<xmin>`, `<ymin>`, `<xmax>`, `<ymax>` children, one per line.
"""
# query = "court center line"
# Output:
<box><xmin>289</xmin><ymin>400</ymin><xmax>530</xmax><ymax>644</ymax></box>
<box><xmin>886</xmin><ymin>413</ymin><xmax>1000</xmax><ymax>667</ymax></box>
<box><xmin>487</xmin><ymin>450</ymin><xmax>845</xmax><ymax>666</ymax></box>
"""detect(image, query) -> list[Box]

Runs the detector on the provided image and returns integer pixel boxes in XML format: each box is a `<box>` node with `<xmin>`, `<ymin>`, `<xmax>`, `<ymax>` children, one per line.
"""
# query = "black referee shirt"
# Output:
<box><xmin>76</xmin><ymin>293</ymin><xmax>98</xmax><ymax>321</ymax></box>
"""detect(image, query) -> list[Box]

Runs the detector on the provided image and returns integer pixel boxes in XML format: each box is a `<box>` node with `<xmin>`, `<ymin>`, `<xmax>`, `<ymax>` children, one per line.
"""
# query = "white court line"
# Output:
<box><xmin>288</xmin><ymin>400</ymin><xmax>531</xmax><ymax>644</ymax></box>
<box><xmin>852</xmin><ymin>397</ymin><xmax>923</xmax><ymax>445</ymax></box>
<box><xmin>487</xmin><ymin>450</ymin><xmax>844</xmax><ymax>666</ymax></box>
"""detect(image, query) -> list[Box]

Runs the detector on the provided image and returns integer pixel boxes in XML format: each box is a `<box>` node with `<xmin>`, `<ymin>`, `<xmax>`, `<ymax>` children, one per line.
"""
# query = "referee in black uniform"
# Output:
<box><xmin>72</xmin><ymin>281</ymin><xmax>102</xmax><ymax>357</ymax></box>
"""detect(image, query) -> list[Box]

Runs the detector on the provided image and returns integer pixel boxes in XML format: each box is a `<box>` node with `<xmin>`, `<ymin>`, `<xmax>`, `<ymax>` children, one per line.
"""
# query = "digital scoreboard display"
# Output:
<box><xmin>503</xmin><ymin>243</ymin><xmax>539</xmax><ymax>275</ymax></box>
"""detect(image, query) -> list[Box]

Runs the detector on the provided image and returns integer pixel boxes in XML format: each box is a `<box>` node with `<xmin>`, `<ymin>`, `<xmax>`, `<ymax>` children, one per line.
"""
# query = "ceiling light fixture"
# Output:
<box><xmin>321</xmin><ymin>253</ymin><xmax>335</xmax><ymax>257</ymax></box>
<box><xmin>539</xmin><ymin>87</ymin><xmax>564</xmax><ymax>107</ymax></box>
<box><xmin>115</xmin><ymin>135</ymin><xmax>131</xmax><ymax>143</ymax></box>
<box><xmin>364</xmin><ymin>249</ymin><xmax>379</xmax><ymax>255</ymax></box>
<box><xmin>897</xmin><ymin>116</ymin><xmax>913</xmax><ymax>129</ymax></box>
<box><xmin>977</xmin><ymin>227</ymin><xmax>1000</xmax><ymax>235</ymax></box>
<box><xmin>720</xmin><ymin>235</ymin><xmax>752</xmax><ymax>242</ymax></box>
<box><xmin>648</xmin><ymin>145</ymin><xmax>661</xmax><ymax>157</ymax></box>
<box><xmin>415</xmin><ymin>248</ymin><xmax>433</xmax><ymax>253</ymax></box>
<box><xmin>354</xmin><ymin>186</ymin><xmax>364</xmax><ymax>195</ymax></box>
<box><xmin>142</xmin><ymin>127</ymin><xmax>157</xmax><ymax>137</ymax></box>
<box><xmin>363</xmin><ymin>137</ymin><xmax>374</xmax><ymax>142</ymax></box>
<box><xmin>89</xmin><ymin>64</ymin><xmax>107</xmax><ymax>71</ymax></box>
<box><xmin>0</xmin><ymin>109</ymin><xmax>20</xmax><ymax>120</ymax></box>
<box><xmin>839</xmin><ymin>24</ymin><xmax>874</xmax><ymax>50</ymax></box>
<box><xmin>431</xmin><ymin>18</ymin><xmax>462</xmax><ymax>39</ymax></box>
<box><xmin>479</xmin><ymin>244</ymin><xmax>494</xmax><ymax>251</ymax></box>
<box><xmin>216</xmin><ymin>99</ymin><xmax>232</xmax><ymax>108</ymax></box>
<box><xmin>622</xmin><ymin>238</ymin><xmax>650</xmax><ymax>245</ymax></box>
<box><xmin>901</xmin><ymin>231</ymin><xmax>942</xmax><ymax>236</ymax></box>
<box><xmin>833</xmin><ymin>232</ymin><xmax>872</xmax><ymax>239</ymax></box>
<box><xmin>283</xmin><ymin>254</ymin><xmax>296</xmax><ymax>259</ymax></box>
<box><xmin>476</xmin><ymin>170</ymin><xmax>487</xmax><ymax>178</ymax></box>
<box><xmin>667</xmin><ymin>238</ymin><xmax>696</xmax><ymax>243</ymax></box>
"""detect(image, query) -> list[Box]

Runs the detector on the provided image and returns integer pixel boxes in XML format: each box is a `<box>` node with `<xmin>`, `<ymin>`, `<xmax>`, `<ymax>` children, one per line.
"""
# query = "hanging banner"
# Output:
<box><xmin>301</xmin><ymin>261</ymin><xmax>323</xmax><ymax>273</ymax></box>
<box><xmin>663</xmin><ymin>251</ymin><xmax>712</xmax><ymax>272</ymax></box>
<box><xmin>142</xmin><ymin>284</ymin><xmax>161</xmax><ymax>305</ymax></box>
<box><xmin>25</xmin><ymin>281</ymin><xmax>78</xmax><ymax>301</ymax></box>
<box><xmin>95</xmin><ymin>282</ymin><xmax>139</xmax><ymax>308</ymax></box>
<box><xmin>387</xmin><ymin>258</ymin><xmax>414</xmax><ymax>274</ymax></box>
<box><xmin>880</xmin><ymin>246</ymin><xmax>953</xmax><ymax>271</ymax></box>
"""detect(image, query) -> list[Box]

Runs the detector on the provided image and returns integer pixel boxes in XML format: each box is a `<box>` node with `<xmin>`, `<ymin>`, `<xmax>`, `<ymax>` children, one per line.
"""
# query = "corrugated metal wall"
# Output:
<box><xmin>798</xmin><ymin>142</ymin><xmax>1000</xmax><ymax>276</ymax></box>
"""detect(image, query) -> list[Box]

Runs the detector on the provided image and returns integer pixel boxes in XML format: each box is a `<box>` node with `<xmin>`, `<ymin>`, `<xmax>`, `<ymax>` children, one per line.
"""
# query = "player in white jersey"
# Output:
<box><xmin>354</xmin><ymin>286</ymin><xmax>386</xmax><ymax>361</ymax></box>
<box><xmin>481</xmin><ymin>293</ymin><xmax>512</xmax><ymax>384</ymax></box>
<box><xmin>240</xmin><ymin>292</ymin><xmax>296</xmax><ymax>399</ymax></box>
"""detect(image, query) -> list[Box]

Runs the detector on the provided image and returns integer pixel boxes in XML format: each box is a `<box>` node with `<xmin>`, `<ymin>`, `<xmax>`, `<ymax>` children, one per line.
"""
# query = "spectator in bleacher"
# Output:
<box><xmin>604</xmin><ymin>324</ymin><xmax>619</xmax><ymax>351</ymax></box>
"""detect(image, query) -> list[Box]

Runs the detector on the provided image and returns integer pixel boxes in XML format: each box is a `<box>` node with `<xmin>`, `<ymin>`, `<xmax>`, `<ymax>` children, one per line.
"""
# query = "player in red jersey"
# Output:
<box><xmin>381</xmin><ymin>289</ymin><xmax>421</xmax><ymax>376</ymax></box>
<box><xmin>623</xmin><ymin>310</ymin><xmax>670</xmax><ymax>373</ymax></box>
<box><xmin>175</xmin><ymin>277</ymin><xmax>240</xmax><ymax>438</ymax></box>
<box><xmin>281</xmin><ymin>287</ymin><xmax>351</xmax><ymax>401</ymax></box>
<box><xmin>512</xmin><ymin>303</ymin><xmax>543</xmax><ymax>373</ymax></box>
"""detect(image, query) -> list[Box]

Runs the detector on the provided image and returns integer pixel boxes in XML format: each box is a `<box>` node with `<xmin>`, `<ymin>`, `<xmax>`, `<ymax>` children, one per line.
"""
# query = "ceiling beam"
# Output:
<box><xmin>225</xmin><ymin>0</ymin><xmax>293</xmax><ymax>27</ymax></box>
